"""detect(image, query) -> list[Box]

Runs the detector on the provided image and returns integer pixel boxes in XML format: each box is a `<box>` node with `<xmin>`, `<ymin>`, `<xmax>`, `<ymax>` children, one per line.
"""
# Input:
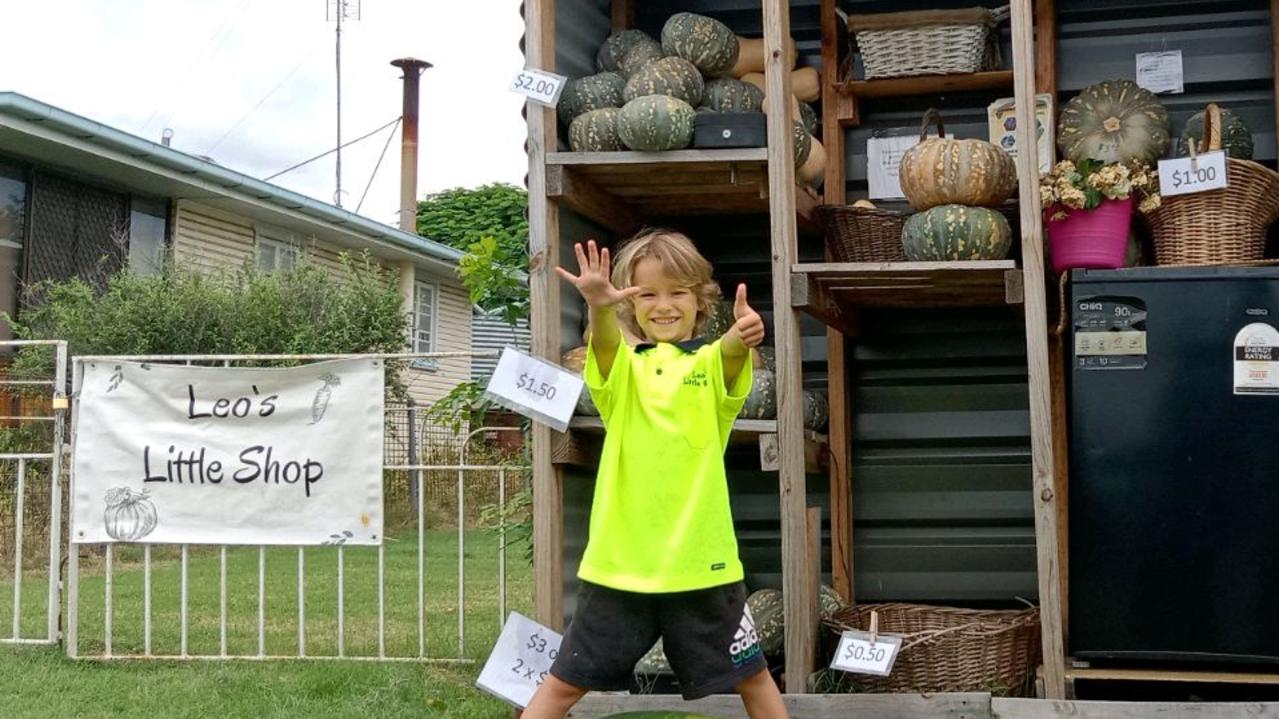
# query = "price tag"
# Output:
<box><xmin>1136</xmin><ymin>50</ymin><xmax>1184</xmax><ymax>94</ymax></box>
<box><xmin>830</xmin><ymin>630</ymin><xmax>901</xmax><ymax>676</ymax></box>
<box><xmin>476</xmin><ymin>612</ymin><xmax>564</xmax><ymax>708</ymax></box>
<box><xmin>510</xmin><ymin>68</ymin><xmax>567</xmax><ymax>107</ymax></box>
<box><xmin>1158</xmin><ymin>151</ymin><xmax>1228</xmax><ymax>197</ymax></box>
<box><xmin>484</xmin><ymin>346</ymin><xmax>583</xmax><ymax>432</ymax></box>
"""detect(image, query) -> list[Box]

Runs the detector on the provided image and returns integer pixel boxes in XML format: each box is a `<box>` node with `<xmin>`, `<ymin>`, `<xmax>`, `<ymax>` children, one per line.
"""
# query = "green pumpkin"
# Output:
<box><xmin>792</xmin><ymin>120</ymin><xmax>811</xmax><ymax>167</ymax></box>
<box><xmin>557</xmin><ymin>72</ymin><xmax>625</xmax><ymax>127</ymax></box>
<box><xmin>798</xmin><ymin>102</ymin><xmax>818</xmax><ymax>134</ymax></box>
<box><xmin>741</xmin><ymin>368</ymin><xmax>777</xmax><ymax>419</ymax></box>
<box><xmin>623</xmin><ymin>56</ymin><xmax>704</xmax><ymax>107</ymax></box>
<box><xmin>569</xmin><ymin>108</ymin><xmax>624</xmax><ymax>152</ymax></box>
<box><xmin>700</xmin><ymin>78</ymin><xmax>764</xmax><ymax>112</ymax></box>
<box><xmin>698</xmin><ymin>298</ymin><xmax>734</xmax><ymax>340</ymax></box>
<box><xmin>618</xmin><ymin>95</ymin><xmax>696</xmax><ymax>152</ymax></box>
<box><xmin>633</xmin><ymin>638</ymin><xmax>673</xmax><ymax>676</ymax></box>
<box><xmin>661</xmin><ymin>12</ymin><xmax>739</xmax><ymax>77</ymax></box>
<box><xmin>1179</xmin><ymin>107</ymin><xmax>1254</xmax><ymax>160</ymax></box>
<box><xmin>902</xmin><ymin>205</ymin><xmax>1012</xmax><ymax>261</ymax></box>
<box><xmin>748</xmin><ymin>588</ymin><xmax>785</xmax><ymax>655</ymax></box>
<box><xmin>803</xmin><ymin>390</ymin><xmax>828</xmax><ymax>431</ymax></box>
<box><xmin>597</xmin><ymin>29</ymin><xmax>657</xmax><ymax>73</ymax></box>
<box><xmin>619</xmin><ymin>37</ymin><xmax>665</xmax><ymax>78</ymax></box>
<box><xmin>754</xmin><ymin>346</ymin><xmax>775</xmax><ymax>373</ymax></box>
<box><xmin>1058</xmin><ymin>79</ymin><xmax>1170</xmax><ymax>164</ymax></box>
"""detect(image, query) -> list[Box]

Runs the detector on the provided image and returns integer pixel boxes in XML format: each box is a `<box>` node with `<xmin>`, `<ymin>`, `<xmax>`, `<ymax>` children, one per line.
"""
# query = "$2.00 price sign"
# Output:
<box><xmin>1158</xmin><ymin>150</ymin><xmax>1228</xmax><ymax>197</ymax></box>
<box><xmin>830</xmin><ymin>630</ymin><xmax>902</xmax><ymax>677</ymax></box>
<box><xmin>476</xmin><ymin>612</ymin><xmax>564</xmax><ymax>708</ymax></box>
<box><xmin>510</xmin><ymin>68</ymin><xmax>566</xmax><ymax>107</ymax></box>
<box><xmin>484</xmin><ymin>347</ymin><xmax>583</xmax><ymax>432</ymax></box>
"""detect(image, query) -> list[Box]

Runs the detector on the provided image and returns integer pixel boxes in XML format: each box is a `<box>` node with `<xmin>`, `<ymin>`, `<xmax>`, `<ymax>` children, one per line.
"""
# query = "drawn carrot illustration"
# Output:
<box><xmin>106</xmin><ymin>365</ymin><xmax>124</xmax><ymax>393</ymax></box>
<box><xmin>310</xmin><ymin>373</ymin><xmax>341</xmax><ymax>425</ymax></box>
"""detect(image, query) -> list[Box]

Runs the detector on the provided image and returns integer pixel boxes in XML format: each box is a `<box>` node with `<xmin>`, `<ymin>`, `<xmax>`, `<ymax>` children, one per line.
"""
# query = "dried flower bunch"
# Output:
<box><xmin>1040</xmin><ymin>159</ymin><xmax>1162</xmax><ymax>220</ymax></box>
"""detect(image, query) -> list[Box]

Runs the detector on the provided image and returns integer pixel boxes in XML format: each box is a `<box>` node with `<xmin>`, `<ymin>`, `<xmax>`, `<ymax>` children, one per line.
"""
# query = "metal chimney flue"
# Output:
<box><xmin>391</xmin><ymin>57</ymin><xmax>433</xmax><ymax>232</ymax></box>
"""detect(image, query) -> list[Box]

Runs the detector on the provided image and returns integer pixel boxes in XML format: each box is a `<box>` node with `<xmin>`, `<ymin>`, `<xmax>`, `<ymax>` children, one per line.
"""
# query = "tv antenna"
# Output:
<box><xmin>326</xmin><ymin>0</ymin><xmax>361</xmax><ymax>207</ymax></box>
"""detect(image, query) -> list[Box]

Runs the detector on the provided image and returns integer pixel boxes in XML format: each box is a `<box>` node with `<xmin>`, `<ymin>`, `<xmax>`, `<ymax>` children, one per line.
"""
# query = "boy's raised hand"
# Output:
<box><xmin>555</xmin><ymin>239</ymin><xmax>641</xmax><ymax>308</ymax></box>
<box><xmin>727</xmin><ymin>284</ymin><xmax>765</xmax><ymax>349</ymax></box>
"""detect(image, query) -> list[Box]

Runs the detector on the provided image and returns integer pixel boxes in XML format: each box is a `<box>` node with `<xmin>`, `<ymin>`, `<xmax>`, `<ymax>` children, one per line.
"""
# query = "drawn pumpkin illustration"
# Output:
<box><xmin>103</xmin><ymin>487</ymin><xmax>158</xmax><ymax>542</ymax></box>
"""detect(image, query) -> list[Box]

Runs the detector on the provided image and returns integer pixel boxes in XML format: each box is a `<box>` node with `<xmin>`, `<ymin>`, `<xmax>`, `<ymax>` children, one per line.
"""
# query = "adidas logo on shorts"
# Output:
<box><xmin>729</xmin><ymin>605</ymin><xmax>762</xmax><ymax>666</ymax></box>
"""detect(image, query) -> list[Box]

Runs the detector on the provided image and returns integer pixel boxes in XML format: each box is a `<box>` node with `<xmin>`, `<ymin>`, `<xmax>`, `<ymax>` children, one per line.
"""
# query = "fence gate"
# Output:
<box><xmin>63</xmin><ymin>352</ymin><xmax>531</xmax><ymax>663</ymax></box>
<box><xmin>0</xmin><ymin>340</ymin><xmax>69</xmax><ymax>647</ymax></box>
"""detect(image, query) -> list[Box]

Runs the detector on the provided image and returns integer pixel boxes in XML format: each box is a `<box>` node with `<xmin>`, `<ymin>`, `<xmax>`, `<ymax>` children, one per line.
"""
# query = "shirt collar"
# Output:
<box><xmin>635</xmin><ymin>337</ymin><xmax>708</xmax><ymax>354</ymax></box>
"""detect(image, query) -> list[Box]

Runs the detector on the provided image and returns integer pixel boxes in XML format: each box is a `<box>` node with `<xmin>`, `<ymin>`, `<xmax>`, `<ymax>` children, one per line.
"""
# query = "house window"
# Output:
<box><xmin>0</xmin><ymin>160</ymin><xmax>26</xmax><ymax>341</ymax></box>
<box><xmin>414</xmin><ymin>281</ymin><xmax>438</xmax><ymax>354</ymax></box>
<box><xmin>128</xmin><ymin>197</ymin><xmax>167</xmax><ymax>276</ymax></box>
<box><xmin>255</xmin><ymin>226</ymin><xmax>300</xmax><ymax>271</ymax></box>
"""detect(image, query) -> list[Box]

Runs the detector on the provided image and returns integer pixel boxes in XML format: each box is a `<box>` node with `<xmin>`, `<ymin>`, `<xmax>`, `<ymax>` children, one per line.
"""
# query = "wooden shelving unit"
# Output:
<box><xmin>553</xmin><ymin>416</ymin><xmax>830</xmax><ymax>475</ymax></box>
<box><xmin>545</xmin><ymin>149</ymin><xmax>819</xmax><ymax>233</ymax></box>
<box><xmin>835</xmin><ymin>70</ymin><xmax>1015</xmax><ymax>125</ymax></box>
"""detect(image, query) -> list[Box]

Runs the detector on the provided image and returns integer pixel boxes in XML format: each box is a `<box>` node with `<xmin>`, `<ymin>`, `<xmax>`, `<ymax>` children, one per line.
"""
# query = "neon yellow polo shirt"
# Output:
<box><xmin>579</xmin><ymin>336</ymin><xmax>752</xmax><ymax>593</ymax></box>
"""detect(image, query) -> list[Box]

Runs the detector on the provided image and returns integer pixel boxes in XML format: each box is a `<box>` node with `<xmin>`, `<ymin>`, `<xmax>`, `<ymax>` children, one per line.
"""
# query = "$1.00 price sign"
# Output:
<box><xmin>484</xmin><ymin>347</ymin><xmax>583</xmax><ymax>432</ymax></box>
<box><xmin>830</xmin><ymin>630</ymin><xmax>902</xmax><ymax>677</ymax></box>
<box><xmin>510</xmin><ymin>68</ymin><xmax>566</xmax><ymax>107</ymax></box>
<box><xmin>1158</xmin><ymin>151</ymin><xmax>1228</xmax><ymax>197</ymax></box>
<box><xmin>476</xmin><ymin>612</ymin><xmax>564</xmax><ymax>708</ymax></box>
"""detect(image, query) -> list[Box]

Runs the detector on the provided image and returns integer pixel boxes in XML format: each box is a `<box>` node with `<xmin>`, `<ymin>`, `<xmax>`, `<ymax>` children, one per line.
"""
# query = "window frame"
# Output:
<box><xmin>413</xmin><ymin>279</ymin><xmax>439</xmax><ymax>355</ymax></box>
<box><xmin>254</xmin><ymin>226</ymin><xmax>301</xmax><ymax>272</ymax></box>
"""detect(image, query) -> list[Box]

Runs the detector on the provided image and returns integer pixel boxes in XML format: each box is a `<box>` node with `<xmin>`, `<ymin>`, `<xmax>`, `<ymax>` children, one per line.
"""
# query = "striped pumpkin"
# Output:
<box><xmin>661</xmin><ymin>12</ymin><xmax>739</xmax><ymax>77</ymax></box>
<box><xmin>617</xmin><ymin>95</ymin><xmax>696</xmax><ymax>152</ymax></box>
<box><xmin>899</xmin><ymin>111</ymin><xmax>1017</xmax><ymax>211</ymax></box>
<box><xmin>623</xmin><ymin>56</ymin><xmax>704</xmax><ymax>106</ymax></box>
<box><xmin>700</xmin><ymin>78</ymin><xmax>764</xmax><ymax>112</ymax></box>
<box><xmin>1058</xmin><ymin>79</ymin><xmax>1170</xmax><ymax>165</ymax></box>
<box><xmin>618</xmin><ymin>36</ymin><xmax>665</xmax><ymax>78</ymax></box>
<box><xmin>569</xmin><ymin>108</ymin><xmax>624</xmax><ymax>152</ymax></box>
<box><xmin>557</xmin><ymin>72</ymin><xmax>625</xmax><ymax>127</ymax></box>
<box><xmin>596</xmin><ymin>29</ymin><xmax>657</xmax><ymax>73</ymax></box>
<box><xmin>901</xmin><ymin>205</ymin><xmax>1012</xmax><ymax>261</ymax></box>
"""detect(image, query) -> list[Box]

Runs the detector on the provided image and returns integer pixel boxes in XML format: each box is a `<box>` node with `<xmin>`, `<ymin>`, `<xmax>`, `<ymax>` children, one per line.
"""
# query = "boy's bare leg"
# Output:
<box><xmin>521</xmin><ymin>675</ymin><xmax>589</xmax><ymax>719</ymax></box>
<box><xmin>736</xmin><ymin>668</ymin><xmax>789</xmax><ymax>719</ymax></box>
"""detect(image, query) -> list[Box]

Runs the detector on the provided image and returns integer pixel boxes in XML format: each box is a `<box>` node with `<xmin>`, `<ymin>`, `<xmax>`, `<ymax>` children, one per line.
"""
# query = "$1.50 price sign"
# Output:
<box><xmin>830</xmin><ymin>630</ymin><xmax>902</xmax><ymax>677</ymax></box>
<box><xmin>510</xmin><ymin>68</ymin><xmax>566</xmax><ymax>107</ymax></box>
<box><xmin>484</xmin><ymin>347</ymin><xmax>583</xmax><ymax>432</ymax></box>
<box><xmin>1158</xmin><ymin>150</ymin><xmax>1228</xmax><ymax>197</ymax></box>
<box><xmin>476</xmin><ymin>612</ymin><xmax>564</xmax><ymax>709</ymax></box>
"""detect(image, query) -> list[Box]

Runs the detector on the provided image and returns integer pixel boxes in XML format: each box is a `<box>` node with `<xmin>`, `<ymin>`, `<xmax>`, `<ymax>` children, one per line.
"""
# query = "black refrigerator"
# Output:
<box><xmin>1069</xmin><ymin>266</ymin><xmax>1279</xmax><ymax>665</ymax></box>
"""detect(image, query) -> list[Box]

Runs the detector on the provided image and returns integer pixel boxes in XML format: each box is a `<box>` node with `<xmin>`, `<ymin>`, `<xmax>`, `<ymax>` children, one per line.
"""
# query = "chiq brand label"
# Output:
<box><xmin>1233</xmin><ymin>322</ymin><xmax>1279</xmax><ymax>395</ymax></box>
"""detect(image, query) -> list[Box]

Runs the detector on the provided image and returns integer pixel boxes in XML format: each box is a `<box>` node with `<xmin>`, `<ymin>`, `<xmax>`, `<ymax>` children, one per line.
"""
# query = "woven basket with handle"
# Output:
<box><xmin>845</xmin><ymin>6</ymin><xmax>1008</xmax><ymax>81</ymax></box>
<box><xmin>1145</xmin><ymin>103</ymin><xmax>1279</xmax><ymax>266</ymax></box>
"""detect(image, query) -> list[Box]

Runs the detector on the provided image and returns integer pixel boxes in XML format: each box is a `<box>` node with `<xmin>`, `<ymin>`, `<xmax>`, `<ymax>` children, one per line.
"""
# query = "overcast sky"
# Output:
<box><xmin>1</xmin><ymin>0</ymin><xmax>529</xmax><ymax>227</ymax></box>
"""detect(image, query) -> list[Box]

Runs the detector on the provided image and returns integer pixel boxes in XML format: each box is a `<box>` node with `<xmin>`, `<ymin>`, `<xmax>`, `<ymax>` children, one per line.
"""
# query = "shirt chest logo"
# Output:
<box><xmin>682</xmin><ymin>369</ymin><xmax>709</xmax><ymax>388</ymax></box>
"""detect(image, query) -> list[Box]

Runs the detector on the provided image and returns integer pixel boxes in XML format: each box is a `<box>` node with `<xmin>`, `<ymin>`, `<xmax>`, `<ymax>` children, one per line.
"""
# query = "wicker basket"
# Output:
<box><xmin>1146</xmin><ymin>103</ymin><xmax>1279</xmax><ymax>266</ymax></box>
<box><xmin>846</xmin><ymin>6</ymin><xmax>1009</xmax><ymax>80</ymax></box>
<box><xmin>817</xmin><ymin>204</ymin><xmax>908</xmax><ymax>262</ymax></box>
<box><xmin>822</xmin><ymin>602</ymin><xmax>1041</xmax><ymax>695</ymax></box>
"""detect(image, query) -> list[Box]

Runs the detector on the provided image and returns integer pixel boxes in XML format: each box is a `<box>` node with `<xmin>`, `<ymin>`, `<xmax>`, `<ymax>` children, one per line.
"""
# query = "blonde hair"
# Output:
<box><xmin>610</xmin><ymin>227</ymin><xmax>721</xmax><ymax>339</ymax></box>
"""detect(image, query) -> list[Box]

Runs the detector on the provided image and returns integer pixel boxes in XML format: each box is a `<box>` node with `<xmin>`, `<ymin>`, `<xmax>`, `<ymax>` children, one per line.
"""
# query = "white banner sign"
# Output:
<box><xmin>71</xmin><ymin>358</ymin><xmax>384</xmax><ymax>546</ymax></box>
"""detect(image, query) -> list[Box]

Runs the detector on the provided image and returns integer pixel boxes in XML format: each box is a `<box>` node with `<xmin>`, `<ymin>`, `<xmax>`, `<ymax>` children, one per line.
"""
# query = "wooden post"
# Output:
<box><xmin>611</xmin><ymin>0</ymin><xmax>633</xmax><ymax>32</ymax></box>
<box><xmin>1272</xmin><ymin>0</ymin><xmax>1278</xmax><ymax>157</ymax></box>
<box><xmin>819</xmin><ymin>0</ymin><xmax>855</xmax><ymax>604</ymax></box>
<box><xmin>1034</xmin><ymin>0</ymin><xmax>1057</xmax><ymax>101</ymax></box>
<box><xmin>1010</xmin><ymin>0</ymin><xmax>1066</xmax><ymax>699</ymax></box>
<box><xmin>763</xmin><ymin>0</ymin><xmax>816</xmax><ymax>692</ymax></box>
<box><xmin>526</xmin><ymin>0</ymin><xmax>565</xmax><ymax>630</ymax></box>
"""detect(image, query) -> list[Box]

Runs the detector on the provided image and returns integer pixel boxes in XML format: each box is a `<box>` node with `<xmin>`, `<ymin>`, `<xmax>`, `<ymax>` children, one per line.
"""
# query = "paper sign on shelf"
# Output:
<box><xmin>510</xmin><ymin>68</ymin><xmax>567</xmax><ymax>107</ymax></box>
<box><xmin>830</xmin><ymin>629</ymin><xmax>902</xmax><ymax>676</ymax></box>
<box><xmin>476</xmin><ymin>612</ymin><xmax>564</xmax><ymax>709</ymax></box>
<box><xmin>1136</xmin><ymin>50</ymin><xmax>1184</xmax><ymax>94</ymax></box>
<box><xmin>484</xmin><ymin>346</ymin><xmax>584</xmax><ymax>432</ymax></box>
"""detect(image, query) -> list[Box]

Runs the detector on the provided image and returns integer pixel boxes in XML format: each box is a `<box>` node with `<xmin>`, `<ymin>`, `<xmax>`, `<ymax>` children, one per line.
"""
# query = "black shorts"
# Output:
<box><xmin>549</xmin><ymin>580</ymin><xmax>768</xmax><ymax>700</ymax></box>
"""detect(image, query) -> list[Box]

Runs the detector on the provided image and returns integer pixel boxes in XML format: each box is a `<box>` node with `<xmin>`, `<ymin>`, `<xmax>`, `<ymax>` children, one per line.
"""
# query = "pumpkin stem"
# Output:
<box><xmin>1103</xmin><ymin>116</ymin><xmax>1122</xmax><ymax>133</ymax></box>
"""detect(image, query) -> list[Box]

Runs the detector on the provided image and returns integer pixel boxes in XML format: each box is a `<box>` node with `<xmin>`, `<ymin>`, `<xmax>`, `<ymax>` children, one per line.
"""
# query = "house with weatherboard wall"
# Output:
<box><xmin>0</xmin><ymin>92</ymin><xmax>471</xmax><ymax>408</ymax></box>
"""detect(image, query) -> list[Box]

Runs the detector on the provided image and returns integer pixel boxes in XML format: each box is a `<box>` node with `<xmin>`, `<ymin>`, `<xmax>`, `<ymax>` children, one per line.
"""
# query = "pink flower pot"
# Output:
<box><xmin>1045</xmin><ymin>197</ymin><xmax>1133</xmax><ymax>273</ymax></box>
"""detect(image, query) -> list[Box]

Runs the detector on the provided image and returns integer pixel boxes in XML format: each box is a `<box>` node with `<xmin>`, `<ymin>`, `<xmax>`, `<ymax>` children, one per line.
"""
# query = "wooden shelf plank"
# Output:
<box><xmin>1063</xmin><ymin>665</ymin><xmax>1279</xmax><ymax>686</ymax></box>
<box><xmin>546</xmin><ymin>148</ymin><xmax>768</xmax><ymax>166</ymax></box>
<box><xmin>792</xmin><ymin>261</ymin><xmax>1023</xmax><ymax>313</ymax></box>
<box><xmin>834</xmin><ymin>70</ymin><xmax>1015</xmax><ymax>124</ymax></box>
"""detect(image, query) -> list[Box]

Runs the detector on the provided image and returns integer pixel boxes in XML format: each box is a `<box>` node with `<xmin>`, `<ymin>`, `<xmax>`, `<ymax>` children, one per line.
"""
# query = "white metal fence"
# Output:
<box><xmin>0</xmin><ymin>340</ymin><xmax>68</xmax><ymax>647</ymax></box>
<box><xmin>59</xmin><ymin>352</ymin><xmax>531</xmax><ymax>662</ymax></box>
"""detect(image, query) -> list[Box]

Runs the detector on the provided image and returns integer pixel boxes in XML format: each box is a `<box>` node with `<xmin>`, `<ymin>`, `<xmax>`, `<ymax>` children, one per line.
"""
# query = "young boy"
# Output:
<box><xmin>523</xmin><ymin>230</ymin><xmax>789</xmax><ymax>719</ymax></box>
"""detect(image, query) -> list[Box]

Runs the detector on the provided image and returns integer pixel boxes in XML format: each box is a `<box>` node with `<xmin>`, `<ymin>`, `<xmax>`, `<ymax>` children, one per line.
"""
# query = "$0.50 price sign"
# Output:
<box><xmin>477</xmin><ymin>612</ymin><xmax>565</xmax><ymax>709</ymax></box>
<box><xmin>1158</xmin><ymin>151</ymin><xmax>1228</xmax><ymax>197</ymax></box>
<box><xmin>510</xmin><ymin>68</ymin><xmax>566</xmax><ymax>107</ymax></box>
<box><xmin>830</xmin><ymin>630</ymin><xmax>902</xmax><ymax>677</ymax></box>
<box><xmin>485</xmin><ymin>347</ymin><xmax>583</xmax><ymax>432</ymax></box>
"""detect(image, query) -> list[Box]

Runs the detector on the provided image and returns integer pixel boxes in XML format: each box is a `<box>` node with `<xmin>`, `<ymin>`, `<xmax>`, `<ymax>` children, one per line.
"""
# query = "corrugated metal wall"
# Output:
<box><xmin>548</xmin><ymin>0</ymin><xmax>1277</xmax><ymax>613</ymax></box>
<box><xmin>471</xmin><ymin>307</ymin><xmax>531</xmax><ymax>381</ymax></box>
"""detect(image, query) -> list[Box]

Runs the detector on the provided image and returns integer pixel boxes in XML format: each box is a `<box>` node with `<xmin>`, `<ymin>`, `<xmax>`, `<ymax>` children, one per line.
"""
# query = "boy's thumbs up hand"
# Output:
<box><xmin>727</xmin><ymin>283</ymin><xmax>765</xmax><ymax>349</ymax></box>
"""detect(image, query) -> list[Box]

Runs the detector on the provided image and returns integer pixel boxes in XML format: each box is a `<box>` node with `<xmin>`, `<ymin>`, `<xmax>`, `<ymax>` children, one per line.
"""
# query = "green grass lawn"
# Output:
<box><xmin>0</xmin><ymin>530</ymin><xmax>533</xmax><ymax>718</ymax></box>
